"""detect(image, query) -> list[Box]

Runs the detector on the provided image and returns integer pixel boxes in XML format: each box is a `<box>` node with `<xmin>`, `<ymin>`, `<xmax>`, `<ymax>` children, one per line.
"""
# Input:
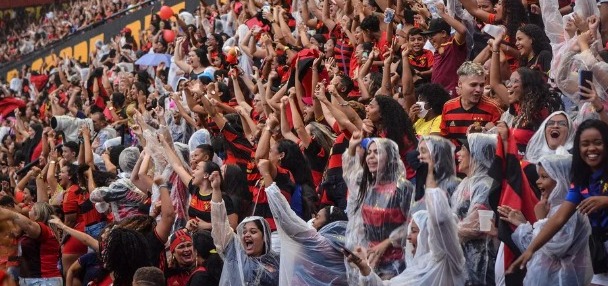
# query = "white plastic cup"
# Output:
<box><xmin>478</xmin><ymin>210</ymin><xmax>494</xmax><ymax>232</ymax></box>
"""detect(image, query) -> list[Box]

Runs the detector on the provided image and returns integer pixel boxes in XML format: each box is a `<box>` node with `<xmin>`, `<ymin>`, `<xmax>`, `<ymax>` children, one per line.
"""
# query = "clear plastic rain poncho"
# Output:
<box><xmin>188</xmin><ymin>129</ymin><xmax>223</xmax><ymax>166</ymax></box>
<box><xmin>211</xmin><ymin>199</ymin><xmax>280</xmax><ymax>286</ymax></box>
<box><xmin>549</xmin><ymin>0</ymin><xmax>608</xmax><ymax>104</ymax></box>
<box><xmin>89</xmin><ymin>177</ymin><xmax>146</xmax><ymax>221</ymax></box>
<box><xmin>511</xmin><ymin>153</ymin><xmax>593</xmax><ymax>286</ymax></box>
<box><xmin>450</xmin><ymin>133</ymin><xmax>498</xmax><ymax>286</ymax></box>
<box><xmin>411</xmin><ymin>136</ymin><xmax>461</xmax><ymax>214</ymax></box>
<box><xmin>524</xmin><ymin>111</ymin><xmax>575</xmax><ymax>164</ymax></box>
<box><xmin>343</xmin><ymin>138</ymin><xmax>414</xmax><ymax>281</ymax></box>
<box><xmin>264</xmin><ymin>183</ymin><xmax>348</xmax><ymax>285</ymax></box>
<box><xmin>143</xmin><ymin>125</ymin><xmax>191</xmax><ymax>231</ymax></box>
<box><xmin>361</xmin><ymin>188</ymin><xmax>466</xmax><ymax>286</ymax></box>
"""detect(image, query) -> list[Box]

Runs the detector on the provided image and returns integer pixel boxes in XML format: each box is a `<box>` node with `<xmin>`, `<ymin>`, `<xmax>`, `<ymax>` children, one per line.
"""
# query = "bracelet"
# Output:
<box><xmin>49</xmin><ymin>161</ymin><xmax>56</xmax><ymax>164</ymax></box>
<box><xmin>339</xmin><ymin>102</ymin><xmax>349</xmax><ymax>106</ymax></box>
<box><xmin>492</xmin><ymin>50</ymin><xmax>500</xmax><ymax>54</ymax></box>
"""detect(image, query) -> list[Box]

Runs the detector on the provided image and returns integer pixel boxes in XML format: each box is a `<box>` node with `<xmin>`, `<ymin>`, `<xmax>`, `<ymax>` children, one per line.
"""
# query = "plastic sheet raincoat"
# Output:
<box><xmin>211</xmin><ymin>199</ymin><xmax>280</xmax><ymax>285</ymax></box>
<box><xmin>512</xmin><ymin>154</ymin><xmax>592</xmax><ymax>286</ymax></box>
<box><xmin>265</xmin><ymin>182</ymin><xmax>348</xmax><ymax>285</ymax></box>
<box><xmin>411</xmin><ymin>136</ymin><xmax>461</xmax><ymax>214</ymax></box>
<box><xmin>450</xmin><ymin>133</ymin><xmax>498</xmax><ymax>285</ymax></box>
<box><xmin>343</xmin><ymin>138</ymin><xmax>413</xmax><ymax>281</ymax></box>
<box><xmin>361</xmin><ymin>187</ymin><xmax>466</xmax><ymax>285</ymax></box>
<box><xmin>524</xmin><ymin>111</ymin><xmax>575</xmax><ymax>164</ymax></box>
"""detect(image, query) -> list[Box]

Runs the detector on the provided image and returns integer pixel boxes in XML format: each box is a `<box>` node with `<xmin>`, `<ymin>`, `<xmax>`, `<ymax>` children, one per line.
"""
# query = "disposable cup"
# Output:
<box><xmin>478</xmin><ymin>210</ymin><xmax>494</xmax><ymax>232</ymax></box>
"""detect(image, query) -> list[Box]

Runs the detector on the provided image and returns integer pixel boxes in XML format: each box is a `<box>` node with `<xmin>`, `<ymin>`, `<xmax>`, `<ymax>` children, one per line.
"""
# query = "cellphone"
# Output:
<box><xmin>579</xmin><ymin>70</ymin><xmax>593</xmax><ymax>99</ymax></box>
<box><xmin>384</xmin><ymin>8</ymin><xmax>395</xmax><ymax>24</ymax></box>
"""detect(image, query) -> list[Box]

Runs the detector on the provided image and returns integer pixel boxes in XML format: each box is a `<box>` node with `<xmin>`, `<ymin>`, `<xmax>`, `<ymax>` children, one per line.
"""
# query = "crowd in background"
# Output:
<box><xmin>0</xmin><ymin>0</ymin><xmax>147</xmax><ymax>65</ymax></box>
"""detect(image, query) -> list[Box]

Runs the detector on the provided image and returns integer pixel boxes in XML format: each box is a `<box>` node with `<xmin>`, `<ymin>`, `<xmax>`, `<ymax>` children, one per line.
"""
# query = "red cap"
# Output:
<box><xmin>121</xmin><ymin>27</ymin><xmax>132</xmax><ymax>34</ymax></box>
<box><xmin>169</xmin><ymin>230</ymin><xmax>192</xmax><ymax>252</ymax></box>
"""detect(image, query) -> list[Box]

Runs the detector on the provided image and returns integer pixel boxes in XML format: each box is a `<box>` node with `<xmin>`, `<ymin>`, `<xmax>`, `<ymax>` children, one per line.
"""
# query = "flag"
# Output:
<box><xmin>488</xmin><ymin>133</ymin><xmax>540</xmax><ymax>286</ymax></box>
<box><xmin>0</xmin><ymin>97</ymin><xmax>26</xmax><ymax>118</ymax></box>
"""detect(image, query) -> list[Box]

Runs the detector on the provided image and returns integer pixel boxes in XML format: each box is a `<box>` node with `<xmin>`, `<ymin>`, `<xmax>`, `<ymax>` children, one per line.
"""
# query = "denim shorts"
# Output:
<box><xmin>19</xmin><ymin>277</ymin><xmax>63</xmax><ymax>286</ymax></box>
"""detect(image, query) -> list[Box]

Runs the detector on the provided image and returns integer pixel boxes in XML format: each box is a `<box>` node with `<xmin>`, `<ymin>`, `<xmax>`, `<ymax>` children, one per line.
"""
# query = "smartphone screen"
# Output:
<box><xmin>579</xmin><ymin>70</ymin><xmax>593</xmax><ymax>99</ymax></box>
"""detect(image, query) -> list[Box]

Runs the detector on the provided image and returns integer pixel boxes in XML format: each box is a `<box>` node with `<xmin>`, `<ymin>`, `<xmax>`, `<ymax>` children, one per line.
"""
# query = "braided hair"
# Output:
<box><xmin>101</xmin><ymin>228</ymin><xmax>151</xmax><ymax>286</ymax></box>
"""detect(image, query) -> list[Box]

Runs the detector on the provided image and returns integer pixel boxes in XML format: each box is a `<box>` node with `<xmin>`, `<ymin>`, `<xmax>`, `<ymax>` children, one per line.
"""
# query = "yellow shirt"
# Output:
<box><xmin>414</xmin><ymin>116</ymin><xmax>442</xmax><ymax>136</ymax></box>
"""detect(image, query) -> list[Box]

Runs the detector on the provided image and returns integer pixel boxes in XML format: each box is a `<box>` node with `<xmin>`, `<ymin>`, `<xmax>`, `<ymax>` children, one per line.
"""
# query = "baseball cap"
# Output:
<box><xmin>420</xmin><ymin>18</ymin><xmax>451</xmax><ymax>36</ymax></box>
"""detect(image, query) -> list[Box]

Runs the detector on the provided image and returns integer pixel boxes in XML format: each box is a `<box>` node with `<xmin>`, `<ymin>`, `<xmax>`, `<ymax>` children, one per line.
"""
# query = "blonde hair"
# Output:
<box><xmin>457</xmin><ymin>61</ymin><xmax>485</xmax><ymax>78</ymax></box>
<box><xmin>30</xmin><ymin>202</ymin><xmax>54</xmax><ymax>223</ymax></box>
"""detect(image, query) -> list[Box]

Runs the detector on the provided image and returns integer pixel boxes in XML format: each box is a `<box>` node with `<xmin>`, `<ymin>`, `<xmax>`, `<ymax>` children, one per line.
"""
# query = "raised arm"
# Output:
<box><xmin>489</xmin><ymin>33</ymin><xmax>510</xmax><ymax>107</ymax></box>
<box><xmin>458</xmin><ymin>0</ymin><xmax>495</xmax><ymax>23</ymax></box>
<box><xmin>159</xmin><ymin>134</ymin><xmax>193</xmax><ymax>185</ymax></box>
<box><xmin>289</xmin><ymin>93</ymin><xmax>312</xmax><ymax>147</ymax></box>
<box><xmin>437</xmin><ymin>3</ymin><xmax>467</xmax><ymax>44</ymax></box>
<box><xmin>154</xmin><ymin>177</ymin><xmax>176</xmax><ymax>243</ymax></box>
<box><xmin>210</xmin><ymin>171</ymin><xmax>236</xmax><ymax>255</ymax></box>
<box><xmin>49</xmin><ymin>216</ymin><xmax>99</xmax><ymax>251</ymax></box>
<box><xmin>280</xmin><ymin>96</ymin><xmax>300</xmax><ymax>143</ymax></box>
<box><xmin>173</xmin><ymin>37</ymin><xmax>193</xmax><ymax>74</ymax></box>
<box><xmin>264</xmin><ymin>176</ymin><xmax>315</xmax><ymax>237</ymax></box>
<box><xmin>0</xmin><ymin>208</ymin><xmax>41</xmax><ymax>240</ymax></box>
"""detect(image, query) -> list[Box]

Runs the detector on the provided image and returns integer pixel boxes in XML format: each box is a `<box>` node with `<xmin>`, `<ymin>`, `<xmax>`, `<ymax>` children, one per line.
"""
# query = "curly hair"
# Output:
<box><xmin>502</xmin><ymin>0</ymin><xmax>529</xmax><ymax>44</ymax></box>
<box><xmin>515</xmin><ymin>67</ymin><xmax>562</xmax><ymax>129</ymax></box>
<box><xmin>117</xmin><ymin>214</ymin><xmax>156</xmax><ymax>234</ymax></box>
<box><xmin>517</xmin><ymin>24</ymin><xmax>552</xmax><ymax>60</ymax></box>
<box><xmin>374</xmin><ymin>96</ymin><xmax>417</xmax><ymax>151</ymax></box>
<box><xmin>415</xmin><ymin>83</ymin><xmax>451</xmax><ymax>115</ymax></box>
<box><xmin>102</xmin><ymin>228</ymin><xmax>151</xmax><ymax>286</ymax></box>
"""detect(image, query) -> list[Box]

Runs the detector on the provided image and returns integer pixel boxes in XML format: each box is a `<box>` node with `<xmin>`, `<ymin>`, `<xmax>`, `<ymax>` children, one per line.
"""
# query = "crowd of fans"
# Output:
<box><xmin>0</xmin><ymin>0</ymin><xmax>607</xmax><ymax>285</ymax></box>
<box><xmin>0</xmin><ymin>0</ymin><xmax>148</xmax><ymax>65</ymax></box>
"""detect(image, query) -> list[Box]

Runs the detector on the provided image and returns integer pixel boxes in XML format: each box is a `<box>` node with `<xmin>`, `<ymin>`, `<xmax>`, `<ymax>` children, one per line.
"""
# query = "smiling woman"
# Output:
<box><xmin>508</xmin><ymin>120</ymin><xmax>608</xmax><ymax>283</ymax></box>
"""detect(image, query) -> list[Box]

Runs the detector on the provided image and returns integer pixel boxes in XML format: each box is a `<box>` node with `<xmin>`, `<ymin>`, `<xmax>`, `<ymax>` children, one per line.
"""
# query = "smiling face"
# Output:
<box><xmin>407</xmin><ymin>220</ymin><xmax>419</xmax><ymax>256</ymax></box>
<box><xmin>506</xmin><ymin>71</ymin><xmax>522</xmax><ymax>104</ymax></box>
<box><xmin>515</xmin><ymin>30</ymin><xmax>533</xmax><ymax>57</ymax></box>
<box><xmin>173</xmin><ymin>240</ymin><xmax>195</xmax><ymax>266</ymax></box>
<box><xmin>579</xmin><ymin>128</ymin><xmax>605</xmax><ymax>171</ymax></box>
<box><xmin>536</xmin><ymin>165</ymin><xmax>556</xmax><ymax>200</ymax></box>
<box><xmin>544</xmin><ymin>113</ymin><xmax>569</xmax><ymax>150</ymax></box>
<box><xmin>456</xmin><ymin>145</ymin><xmax>471</xmax><ymax>174</ymax></box>
<box><xmin>429</xmin><ymin>31</ymin><xmax>447</xmax><ymax>50</ymax></box>
<box><xmin>241</xmin><ymin>221</ymin><xmax>265</xmax><ymax>257</ymax></box>
<box><xmin>458</xmin><ymin>74</ymin><xmax>485</xmax><ymax>107</ymax></box>
<box><xmin>408</xmin><ymin>34</ymin><xmax>425</xmax><ymax>52</ymax></box>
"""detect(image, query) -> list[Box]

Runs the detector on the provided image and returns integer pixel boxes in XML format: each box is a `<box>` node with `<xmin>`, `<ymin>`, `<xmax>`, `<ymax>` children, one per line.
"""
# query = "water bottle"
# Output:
<box><xmin>423</xmin><ymin>0</ymin><xmax>440</xmax><ymax>18</ymax></box>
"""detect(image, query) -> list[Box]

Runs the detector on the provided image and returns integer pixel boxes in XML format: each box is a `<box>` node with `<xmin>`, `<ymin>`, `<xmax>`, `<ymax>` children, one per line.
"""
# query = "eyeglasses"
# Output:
<box><xmin>546</xmin><ymin>120</ymin><xmax>568</xmax><ymax>128</ymax></box>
